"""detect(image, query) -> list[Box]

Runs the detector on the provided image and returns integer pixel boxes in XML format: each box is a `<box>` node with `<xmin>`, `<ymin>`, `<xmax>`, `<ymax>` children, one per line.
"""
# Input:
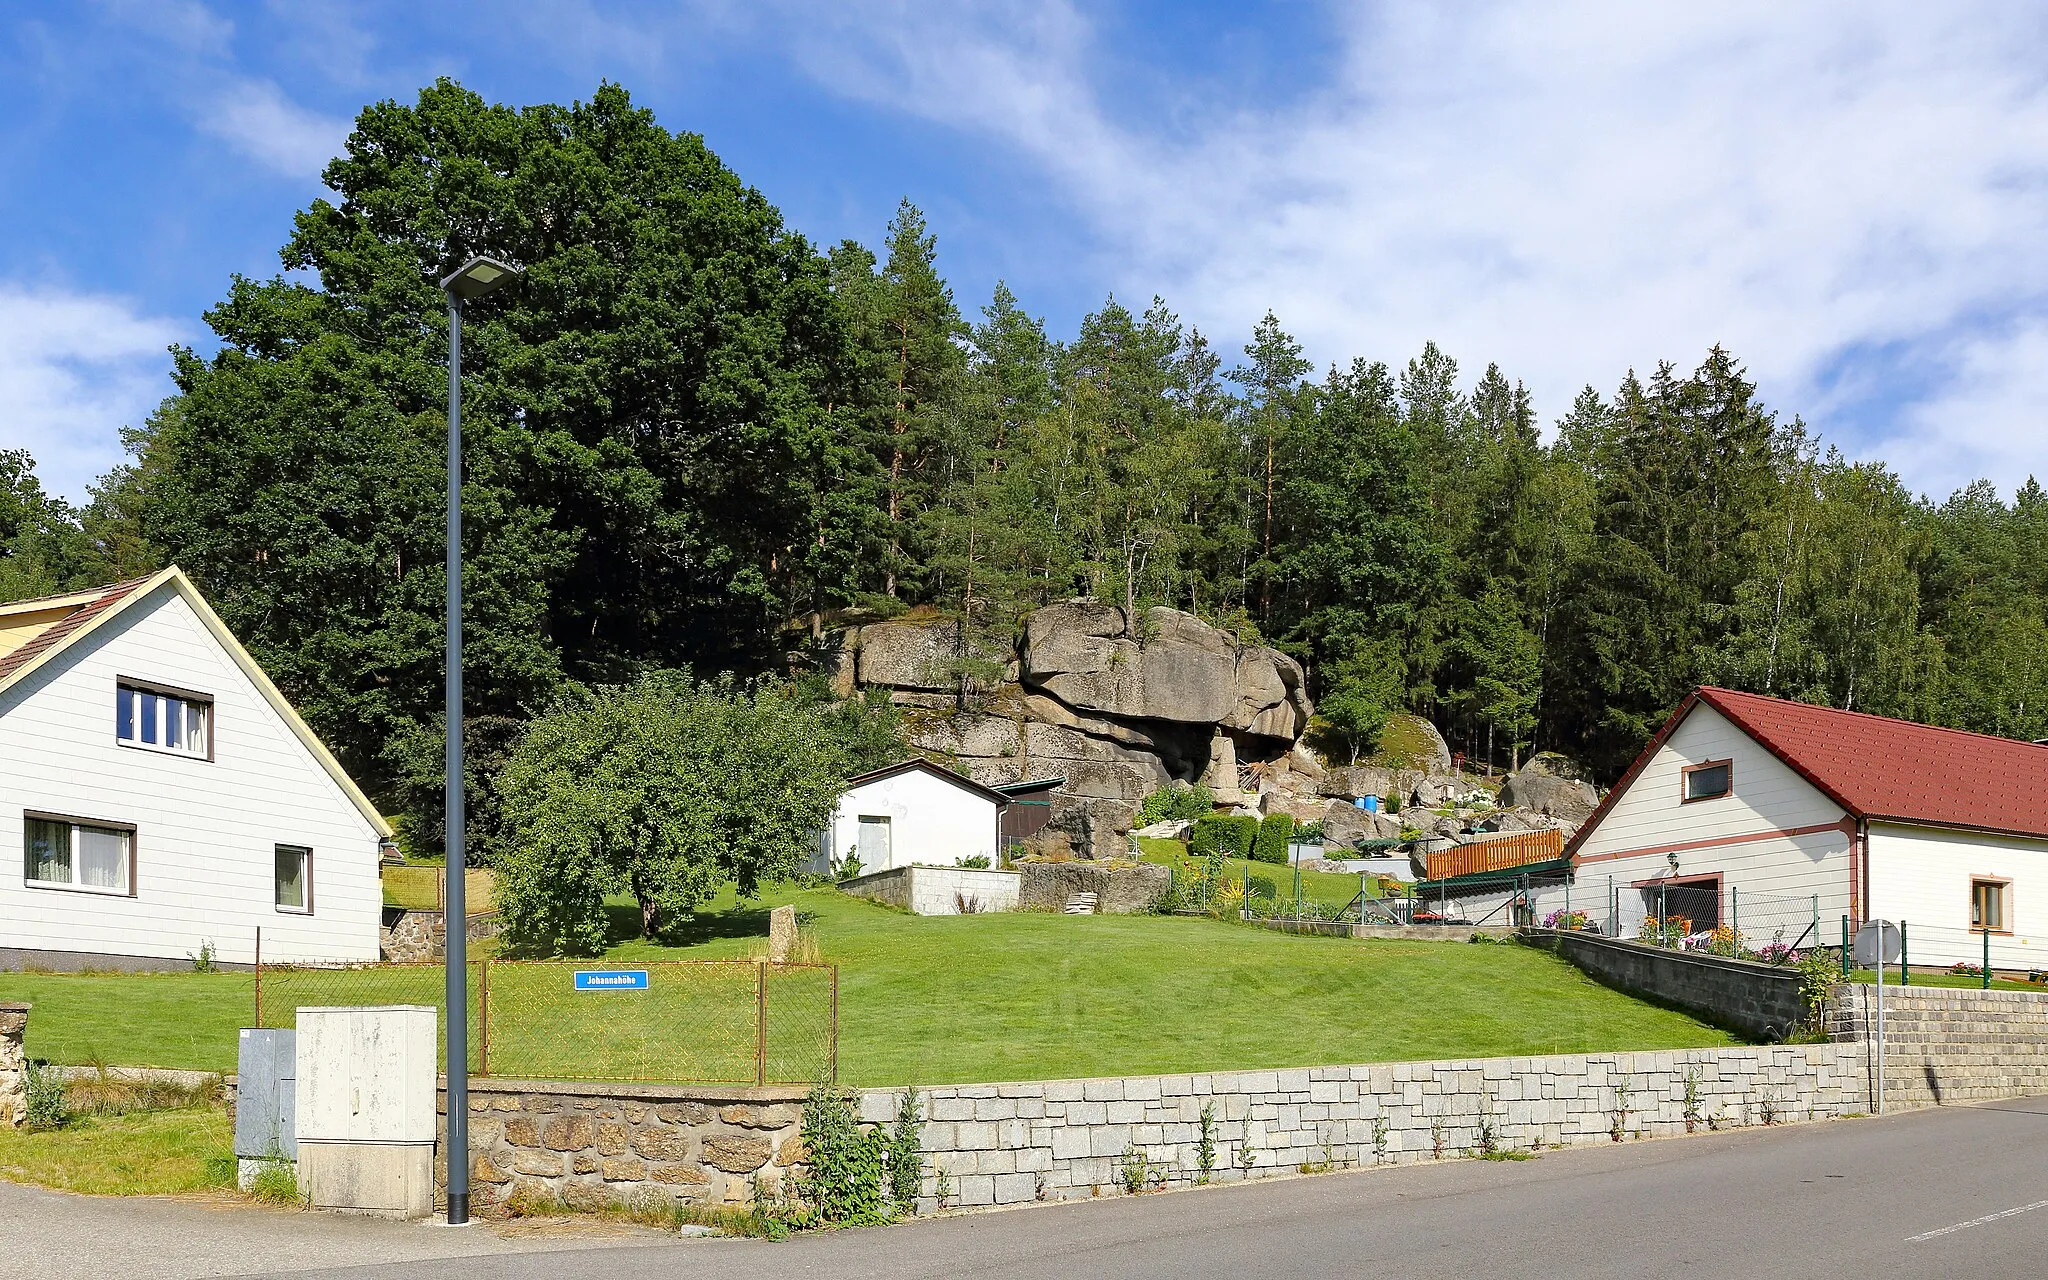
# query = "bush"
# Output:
<box><xmin>799</xmin><ymin>1085</ymin><xmax>891</xmax><ymax>1226</ymax></box>
<box><xmin>1191</xmin><ymin>814</ymin><xmax>1258</xmax><ymax>860</ymax></box>
<box><xmin>1250</xmin><ymin>814</ymin><xmax>1295</xmax><ymax>865</ymax></box>
<box><xmin>22</xmin><ymin>1059</ymin><xmax>67</xmax><ymax>1130</ymax></box>
<box><xmin>1136</xmin><ymin>782</ymin><xmax>1214</xmax><ymax>827</ymax></box>
<box><xmin>956</xmin><ymin>856</ymin><xmax>991</xmax><ymax>869</ymax></box>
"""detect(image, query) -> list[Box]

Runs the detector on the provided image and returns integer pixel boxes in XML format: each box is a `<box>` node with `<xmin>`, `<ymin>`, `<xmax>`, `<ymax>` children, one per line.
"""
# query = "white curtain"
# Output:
<box><xmin>77</xmin><ymin>826</ymin><xmax>128</xmax><ymax>891</ymax></box>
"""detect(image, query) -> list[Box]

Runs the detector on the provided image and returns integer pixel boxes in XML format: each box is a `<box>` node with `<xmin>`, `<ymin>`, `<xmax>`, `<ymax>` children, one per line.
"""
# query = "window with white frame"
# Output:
<box><xmin>24</xmin><ymin>815</ymin><xmax>133</xmax><ymax>894</ymax></box>
<box><xmin>275</xmin><ymin>845</ymin><xmax>312</xmax><ymax>913</ymax></box>
<box><xmin>116</xmin><ymin>682</ymin><xmax>211</xmax><ymax>758</ymax></box>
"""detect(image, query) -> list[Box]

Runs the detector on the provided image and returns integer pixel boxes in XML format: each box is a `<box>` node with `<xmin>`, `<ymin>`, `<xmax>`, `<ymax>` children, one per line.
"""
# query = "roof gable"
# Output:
<box><xmin>0</xmin><ymin>568</ymin><xmax>393</xmax><ymax>838</ymax></box>
<box><xmin>844</xmin><ymin>758</ymin><xmax>1011</xmax><ymax>806</ymax></box>
<box><xmin>1570</xmin><ymin>687</ymin><xmax>2048</xmax><ymax>860</ymax></box>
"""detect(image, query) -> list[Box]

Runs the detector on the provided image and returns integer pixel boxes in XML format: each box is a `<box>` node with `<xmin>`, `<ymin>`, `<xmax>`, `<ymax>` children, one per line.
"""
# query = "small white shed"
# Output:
<box><xmin>820</xmin><ymin>759</ymin><xmax>1007</xmax><ymax>875</ymax></box>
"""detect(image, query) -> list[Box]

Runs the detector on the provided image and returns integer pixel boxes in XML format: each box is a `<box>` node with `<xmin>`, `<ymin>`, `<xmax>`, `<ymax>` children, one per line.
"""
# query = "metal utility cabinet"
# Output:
<box><xmin>295</xmin><ymin>1005</ymin><xmax>438</xmax><ymax>1218</ymax></box>
<box><xmin>234</xmin><ymin>1028</ymin><xmax>297</xmax><ymax>1188</ymax></box>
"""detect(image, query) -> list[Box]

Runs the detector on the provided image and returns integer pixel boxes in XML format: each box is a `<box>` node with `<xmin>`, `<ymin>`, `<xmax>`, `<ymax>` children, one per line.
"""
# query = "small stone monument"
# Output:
<box><xmin>767</xmin><ymin>905</ymin><xmax>798</xmax><ymax>963</ymax></box>
<box><xmin>0</xmin><ymin>1003</ymin><xmax>30</xmax><ymax>1128</ymax></box>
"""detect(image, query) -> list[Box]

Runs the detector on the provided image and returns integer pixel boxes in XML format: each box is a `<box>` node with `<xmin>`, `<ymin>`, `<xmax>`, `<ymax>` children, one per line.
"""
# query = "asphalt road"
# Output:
<box><xmin>12</xmin><ymin>1096</ymin><xmax>2046</xmax><ymax>1279</ymax></box>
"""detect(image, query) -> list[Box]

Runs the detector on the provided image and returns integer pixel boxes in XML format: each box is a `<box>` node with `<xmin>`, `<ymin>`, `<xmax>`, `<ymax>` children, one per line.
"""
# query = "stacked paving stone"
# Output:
<box><xmin>438</xmin><ymin>1079</ymin><xmax>808</xmax><ymax>1214</ymax></box>
<box><xmin>1830</xmin><ymin>984</ymin><xmax>2048</xmax><ymax>1108</ymax></box>
<box><xmin>858</xmin><ymin>1046</ymin><xmax>1865</xmax><ymax>1211</ymax></box>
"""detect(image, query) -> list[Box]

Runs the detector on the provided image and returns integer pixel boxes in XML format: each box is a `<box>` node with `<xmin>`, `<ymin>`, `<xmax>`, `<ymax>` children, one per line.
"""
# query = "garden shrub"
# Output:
<box><xmin>1136</xmin><ymin>782</ymin><xmax>1214</xmax><ymax>827</ymax></box>
<box><xmin>956</xmin><ymin>856</ymin><xmax>991</xmax><ymax>869</ymax></box>
<box><xmin>1191</xmin><ymin>814</ymin><xmax>1256</xmax><ymax>859</ymax></box>
<box><xmin>799</xmin><ymin>1084</ymin><xmax>891</xmax><ymax>1226</ymax></box>
<box><xmin>1250</xmin><ymin>814</ymin><xmax>1294</xmax><ymax>865</ymax></box>
<box><xmin>22</xmin><ymin>1060</ymin><xmax>67</xmax><ymax>1130</ymax></box>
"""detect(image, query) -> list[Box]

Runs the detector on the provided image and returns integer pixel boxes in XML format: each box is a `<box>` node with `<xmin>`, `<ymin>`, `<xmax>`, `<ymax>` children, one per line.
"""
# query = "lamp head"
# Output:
<box><xmin>441</xmin><ymin>255</ymin><xmax>522</xmax><ymax>301</ymax></box>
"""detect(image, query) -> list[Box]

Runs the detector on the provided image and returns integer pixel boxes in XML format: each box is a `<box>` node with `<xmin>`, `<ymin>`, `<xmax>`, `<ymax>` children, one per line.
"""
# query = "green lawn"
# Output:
<box><xmin>1847</xmin><ymin>968</ymin><xmax>2044</xmax><ymax>992</ymax></box>
<box><xmin>0</xmin><ymin>884</ymin><xmax>1733</xmax><ymax>1086</ymax></box>
<box><xmin>1135</xmin><ymin>839</ymin><xmax>1408</xmax><ymax>906</ymax></box>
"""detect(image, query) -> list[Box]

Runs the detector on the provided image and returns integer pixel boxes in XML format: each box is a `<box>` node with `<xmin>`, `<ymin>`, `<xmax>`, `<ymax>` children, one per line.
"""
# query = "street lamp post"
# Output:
<box><xmin>440</xmin><ymin>254</ymin><xmax>520</xmax><ymax>1225</ymax></box>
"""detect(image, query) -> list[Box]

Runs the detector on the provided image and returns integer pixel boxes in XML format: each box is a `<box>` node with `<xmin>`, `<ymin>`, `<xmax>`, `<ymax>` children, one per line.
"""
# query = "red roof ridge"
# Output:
<box><xmin>1697</xmin><ymin>685</ymin><xmax>2048</xmax><ymax>754</ymax></box>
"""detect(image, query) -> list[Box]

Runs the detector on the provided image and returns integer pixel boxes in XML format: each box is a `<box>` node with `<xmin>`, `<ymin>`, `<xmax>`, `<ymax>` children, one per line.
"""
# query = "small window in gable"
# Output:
<box><xmin>117</xmin><ymin>682</ymin><xmax>211</xmax><ymax>759</ymax></box>
<box><xmin>1682</xmin><ymin>760</ymin><xmax>1732</xmax><ymax>803</ymax></box>
<box><xmin>1971</xmin><ymin>879</ymin><xmax>2009</xmax><ymax>933</ymax></box>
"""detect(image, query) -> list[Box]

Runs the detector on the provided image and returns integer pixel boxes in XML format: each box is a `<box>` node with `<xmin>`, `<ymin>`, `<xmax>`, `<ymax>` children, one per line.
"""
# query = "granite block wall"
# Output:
<box><xmin>1533</xmin><ymin>929</ymin><xmax>1807</xmax><ymax>1040</ymax></box>
<box><xmin>1830</xmin><ymin>983</ymin><xmax>2048</xmax><ymax>1108</ymax></box>
<box><xmin>860</xmin><ymin>1045</ymin><xmax>1866</xmax><ymax>1210</ymax></box>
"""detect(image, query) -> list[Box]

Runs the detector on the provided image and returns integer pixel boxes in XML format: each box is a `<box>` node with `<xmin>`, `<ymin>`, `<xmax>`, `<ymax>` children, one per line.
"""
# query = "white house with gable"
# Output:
<box><xmin>0</xmin><ymin>567</ymin><xmax>393</xmax><ymax>968</ymax></box>
<box><xmin>818</xmin><ymin>759</ymin><xmax>1007</xmax><ymax>875</ymax></box>
<box><xmin>1569</xmin><ymin>686</ymin><xmax>2048</xmax><ymax>970</ymax></box>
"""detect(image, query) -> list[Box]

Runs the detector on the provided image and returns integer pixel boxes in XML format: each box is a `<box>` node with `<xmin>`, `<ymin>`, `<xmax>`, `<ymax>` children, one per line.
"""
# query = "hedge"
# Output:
<box><xmin>1250</xmin><ymin>813</ymin><xmax>1294</xmax><ymax>865</ymax></box>
<box><xmin>1190</xmin><ymin>814</ymin><xmax>1258</xmax><ymax>860</ymax></box>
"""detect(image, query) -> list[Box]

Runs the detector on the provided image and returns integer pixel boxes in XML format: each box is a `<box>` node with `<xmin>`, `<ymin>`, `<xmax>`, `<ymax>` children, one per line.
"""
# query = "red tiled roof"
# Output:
<box><xmin>1695</xmin><ymin>687</ymin><xmax>2048</xmax><ymax>839</ymax></box>
<box><xmin>0</xmin><ymin>577</ymin><xmax>153</xmax><ymax>686</ymax></box>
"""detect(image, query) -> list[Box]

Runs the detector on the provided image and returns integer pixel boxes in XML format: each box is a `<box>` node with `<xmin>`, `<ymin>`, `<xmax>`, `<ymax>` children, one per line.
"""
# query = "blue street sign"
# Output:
<box><xmin>573</xmin><ymin>970</ymin><xmax>649</xmax><ymax>991</ymax></box>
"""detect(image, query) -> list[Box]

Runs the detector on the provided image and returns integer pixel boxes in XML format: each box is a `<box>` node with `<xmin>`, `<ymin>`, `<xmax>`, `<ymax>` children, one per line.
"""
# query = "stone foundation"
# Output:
<box><xmin>381</xmin><ymin>910</ymin><xmax>504</xmax><ymax>964</ymax></box>
<box><xmin>438</xmin><ymin>1079</ymin><xmax>808</xmax><ymax>1214</ymax></box>
<box><xmin>0</xmin><ymin>1003</ymin><xmax>26</xmax><ymax>1128</ymax></box>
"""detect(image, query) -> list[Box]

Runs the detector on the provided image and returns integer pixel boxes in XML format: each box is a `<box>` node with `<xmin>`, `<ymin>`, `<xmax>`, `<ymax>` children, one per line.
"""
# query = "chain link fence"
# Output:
<box><xmin>254</xmin><ymin>958</ymin><xmax>836</xmax><ymax>1085</ymax></box>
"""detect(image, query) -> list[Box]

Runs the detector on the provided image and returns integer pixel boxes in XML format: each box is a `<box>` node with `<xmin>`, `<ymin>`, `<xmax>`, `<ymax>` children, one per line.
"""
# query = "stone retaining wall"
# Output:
<box><xmin>437</xmin><ymin>1078</ymin><xmax>807</xmax><ymax>1214</ymax></box>
<box><xmin>860</xmin><ymin>1045</ymin><xmax>1866</xmax><ymax>1211</ymax></box>
<box><xmin>1830</xmin><ymin>984</ymin><xmax>2048</xmax><ymax>1109</ymax></box>
<box><xmin>1016</xmin><ymin>861</ymin><xmax>1170</xmax><ymax>914</ymax></box>
<box><xmin>837</xmin><ymin>866</ymin><xmax>1021</xmax><ymax>915</ymax></box>
<box><xmin>380</xmin><ymin>910</ymin><xmax>505</xmax><ymax>964</ymax></box>
<box><xmin>1532</xmin><ymin>929</ymin><xmax>1806</xmax><ymax>1040</ymax></box>
<box><xmin>0</xmin><ymin>1003</ymin><xmax>26</xmax><ymax>1127</ymax></box>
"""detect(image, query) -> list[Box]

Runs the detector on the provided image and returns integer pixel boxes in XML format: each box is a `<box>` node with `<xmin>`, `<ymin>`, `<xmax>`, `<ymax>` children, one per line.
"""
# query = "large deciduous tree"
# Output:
<box><xmin>119</xmin><ymin>80</ymin><xmax>873</xmax><ymax>854</ymax></box>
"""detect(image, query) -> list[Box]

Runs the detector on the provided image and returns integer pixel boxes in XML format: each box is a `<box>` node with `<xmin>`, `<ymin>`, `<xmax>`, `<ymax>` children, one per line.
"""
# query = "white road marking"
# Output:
<box><xmin>1906</xmin><ymin>1199</ymin><xmax>2048</xmax><ymax>1243</ymax></box>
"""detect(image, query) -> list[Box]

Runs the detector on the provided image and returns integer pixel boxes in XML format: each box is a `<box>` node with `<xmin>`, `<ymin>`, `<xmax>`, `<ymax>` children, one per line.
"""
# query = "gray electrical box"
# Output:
<box><xmin>235</xmin><ymin>1028</ymin><xmax>296</xmax><ymax>1189</ymax></box>
<box><xmin>295</xmin><ymin>1006</ymin><xmax>438</xmax><ymax>1219</ymax></box>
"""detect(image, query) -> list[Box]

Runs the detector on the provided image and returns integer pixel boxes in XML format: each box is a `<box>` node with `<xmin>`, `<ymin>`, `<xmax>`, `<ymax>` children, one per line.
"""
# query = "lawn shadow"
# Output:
<box><xmin>603</xmin><ymin>901</ymin><xmax>774</xmax><ymax>950</ymax></box>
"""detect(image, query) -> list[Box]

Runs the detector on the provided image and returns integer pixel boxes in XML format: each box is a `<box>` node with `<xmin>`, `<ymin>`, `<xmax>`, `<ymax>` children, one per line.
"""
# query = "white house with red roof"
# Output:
<box><xmin>0</xmin><ymin>568</ymin><xmax>392</xmax><ymax>969</ymax></box>
<box><xmin>1568</xmin><ymin>687</ymin><xmax>2048</xmax><ymax>970</ymax></box>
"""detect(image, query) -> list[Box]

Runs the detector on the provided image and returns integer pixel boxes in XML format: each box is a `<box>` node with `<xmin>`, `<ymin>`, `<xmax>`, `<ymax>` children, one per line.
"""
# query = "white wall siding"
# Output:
<box><xmin>1868</xmin><ymin>823</ymin><xmax>2048</xmax><ymax>969</ymax></box>
<box><xmin>1573</xmin><ymin>704</ymin><xmax>1852</xmax><ymax>938</ymax></box>
<box><xmin>829</xmin><ymin>769</ymin><xmax>999</xmax><ymax>872</ymax></box>
<box><xmin>0</xmin><ymin>583</ymin><xmax>383</xmax><ymax>964</ymax></box>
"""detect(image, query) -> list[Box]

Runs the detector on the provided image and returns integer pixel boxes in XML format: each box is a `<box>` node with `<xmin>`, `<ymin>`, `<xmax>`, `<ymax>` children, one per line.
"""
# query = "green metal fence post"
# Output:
<box><xmin>1983</xmin><ymin>927</ymin><xmax>1992</xmax><ymax>989</ymax></box>
<box><xmin>1659</xmin><ymin>885</ymin><xmax>1668</xmax><ymax>946</ymax></box>
<box><xmin>1841</xmin><ymin>916</ymin><xmax>1850</xmax><ymax>979</ymax></box>
<box><xmin>1811</xmin><ymin>895</ymin><xmax>1819</xmax><ymax>949</ymax></box>
<box><xmin>1899</xmin><ymin>921</ymin><xmax>1908</xmax><ymax>986</ymax></box>
<box><xmin>1731</xmin><ymin>886</ymin><xmax>1739</xmax><ymax>941</ymax></box>
<box><xmin>1294</xmin><ymin>860</ymin><xmax>1302</xmax><ymax>921</ymax></box>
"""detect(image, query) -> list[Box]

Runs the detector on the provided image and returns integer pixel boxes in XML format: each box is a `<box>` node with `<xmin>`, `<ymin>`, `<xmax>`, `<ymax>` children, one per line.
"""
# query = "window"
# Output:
<box><xmin>1681</xmin><ymin>760</ymin><xmax>1732</xmax><ymax>803</ymax></box>
<box><xmin>24</xmin><ymin>816</ymin><xmax>132</xmax><ymax>895</ymax></box>
<box><xmin>116</xmin><ymin>682</ymin><xmax>211</xmax><ymax>758</ymax></box>
<box><xmin>275</xmin><ymin>845</ymin><xmax>312</xmax><ymax>913</ymax></box>
<box><xmin>1971</xmin><ymin>879</ymin><xmax>2010</xmax><ymax>933</ymax></box>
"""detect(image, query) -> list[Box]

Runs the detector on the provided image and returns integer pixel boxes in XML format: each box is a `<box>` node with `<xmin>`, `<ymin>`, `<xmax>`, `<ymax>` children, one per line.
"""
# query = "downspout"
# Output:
<box><xmin>1855</xmin><ymin>817</ymin><xmax>1869</xmax><ymax>924</ymax></box>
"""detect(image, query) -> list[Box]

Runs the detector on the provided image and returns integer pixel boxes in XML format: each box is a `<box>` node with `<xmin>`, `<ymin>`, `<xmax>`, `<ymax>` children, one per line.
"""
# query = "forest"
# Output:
<box><xmin>3</xmin><ymin>80</ymin><xmax>2043</xmax><ymax>850</ymax></box>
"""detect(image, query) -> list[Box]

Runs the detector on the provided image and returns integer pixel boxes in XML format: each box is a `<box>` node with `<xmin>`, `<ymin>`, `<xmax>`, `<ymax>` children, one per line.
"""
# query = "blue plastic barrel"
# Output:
<box><xmin>1362</xmin><ymin>795</ymin><xmax>1381</xmax><ymax>813</ymax></box>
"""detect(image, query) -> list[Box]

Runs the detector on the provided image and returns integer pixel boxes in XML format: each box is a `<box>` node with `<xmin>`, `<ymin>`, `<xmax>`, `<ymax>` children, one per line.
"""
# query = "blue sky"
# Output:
<box><xmin>4</xmin><ymin>1</ymin><xmax>2046</xmax><ymax>506</ymax></box>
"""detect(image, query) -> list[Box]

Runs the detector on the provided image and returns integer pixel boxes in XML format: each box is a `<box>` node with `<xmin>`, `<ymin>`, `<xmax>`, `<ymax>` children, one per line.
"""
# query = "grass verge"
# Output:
<box><xmin>0</xmin><ymin>1106</ymin><xmax>235</xmax><ymax>1196</ymax></box>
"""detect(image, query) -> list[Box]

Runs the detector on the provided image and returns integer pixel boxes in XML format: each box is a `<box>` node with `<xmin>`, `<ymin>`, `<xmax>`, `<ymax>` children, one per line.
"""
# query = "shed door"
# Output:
<box><xmin>858</xmin><ymin>815</ymin><xmax>892</xmax><ymax>868</ymax></box>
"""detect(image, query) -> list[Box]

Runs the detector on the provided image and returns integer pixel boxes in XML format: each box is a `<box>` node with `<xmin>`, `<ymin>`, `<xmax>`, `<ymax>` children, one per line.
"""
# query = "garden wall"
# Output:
<box><xmin>1016</xmin><ymin>861</ymin><xmax>1169</xmax><ymax>914</ymax></box>
<box><xmin>861</xmin><ymin>1045</ymin><xmax>1866</xmax><ymax>1210</ymax></box>
<box><xmin>437</xmin><ymin>1078</ymin><xmax>808</xmax><ymax>1215</ymax></box>
<box><xmin>1829</xmin><ymin>984</ymin><xmax>2048</xmax><ymax>1109</ymax></box>
<box><xmin>837</xmin><ymin>866</ymin><xmax>1020</xmax><ymax>916</ymax></box>
<box><xmin>1531</xmin><ymin>929</ymin><xmax>1806</xmax><ymax>1040</ymax></box>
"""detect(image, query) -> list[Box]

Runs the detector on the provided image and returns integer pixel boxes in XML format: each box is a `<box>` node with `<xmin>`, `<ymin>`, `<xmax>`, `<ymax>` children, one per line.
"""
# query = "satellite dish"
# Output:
<box><xmin>1852</xmin><ymin>920</ymin><xmax>1902</xmax><ymax>966</ymax></box>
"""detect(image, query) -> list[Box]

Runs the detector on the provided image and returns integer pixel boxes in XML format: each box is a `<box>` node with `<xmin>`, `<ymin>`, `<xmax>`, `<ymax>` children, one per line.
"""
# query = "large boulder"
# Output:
<box><xmin>855</xmin><ymin>620</ymin><xmax>960</xmax><ymax>690</ymax></box>
<box><xmin>1498</xmin><ymin>752</ymin><xmax>1599</xmax><ymax>820</ymax></box>
<box><xmin>904</xmin><ymin>711</ymin><xmax>1022</xmax><ymax>761</ymax></box>
<box><xmin>1319</xmin><ymin>765</ymin><xmax>1397</xmax><ymax>802</ymax></box>
<box><xmin>1023</xmin><ymin>604</ymin><xmax>1239</xmax><ymax>726</ymax></box>
<box><xmin>1374</xmin><ymin>712</ymin><xmax>1453</xmax><ymax>774</ymax></box>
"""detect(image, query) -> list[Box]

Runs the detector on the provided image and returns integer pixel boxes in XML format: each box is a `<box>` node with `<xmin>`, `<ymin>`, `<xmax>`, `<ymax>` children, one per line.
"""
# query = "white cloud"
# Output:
<box><xmin>776</xmin><ymin>0</ymin><xmax>2048</xmax><ymax>497</ymax></box>
<box><xmin>199</xmin><ymin>76</ymin><xmax>349</xmax><ymax>177</ymax></box>
<box><xmin>0</xmin><ymin>288</ymin><xmax>181</xmax><ymax>506</ymax></box>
